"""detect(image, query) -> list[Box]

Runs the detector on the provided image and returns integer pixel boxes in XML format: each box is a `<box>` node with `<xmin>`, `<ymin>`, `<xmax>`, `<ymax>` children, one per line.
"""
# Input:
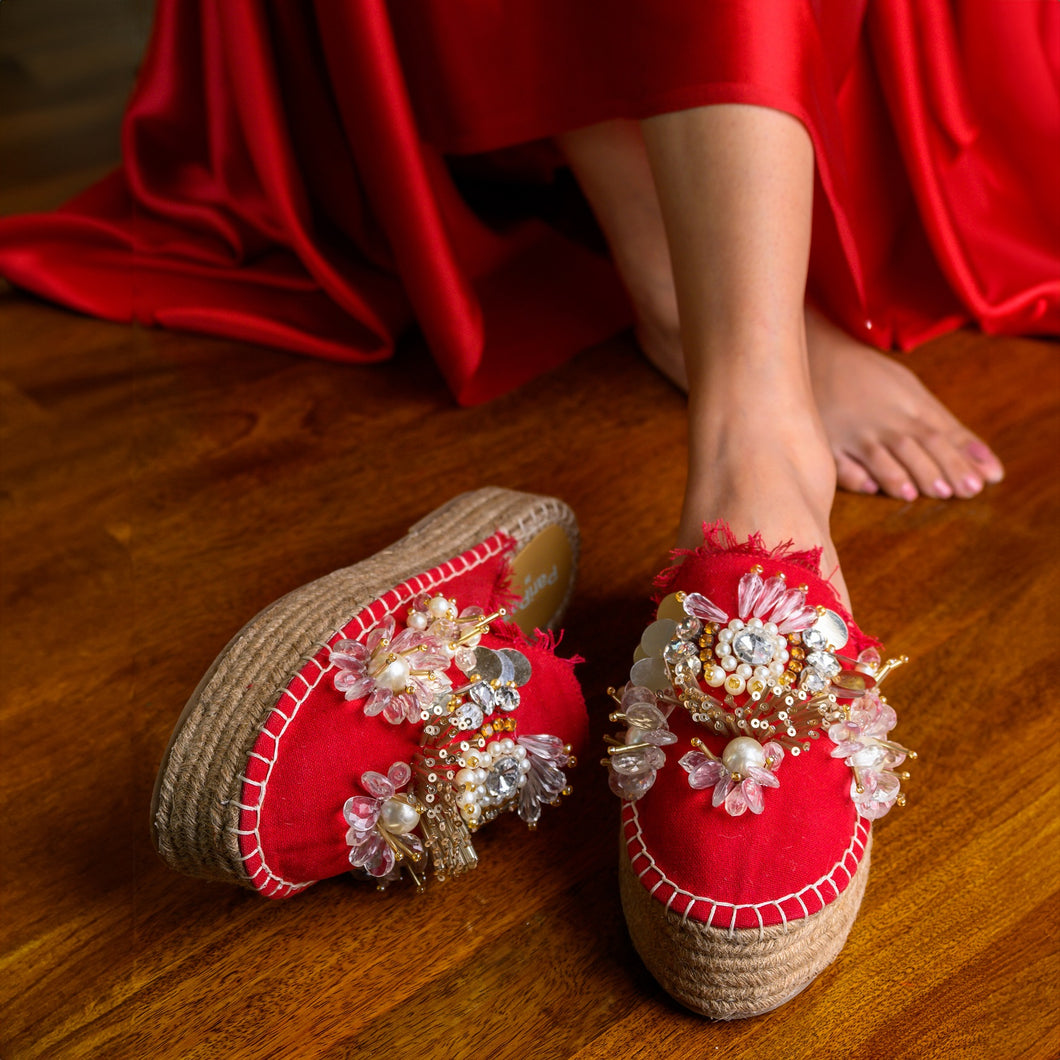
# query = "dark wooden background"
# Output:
<box><xmin>2</xmin><ymin>3</ymin><xmax>1058</xmax><ymax>1057</ymax></box>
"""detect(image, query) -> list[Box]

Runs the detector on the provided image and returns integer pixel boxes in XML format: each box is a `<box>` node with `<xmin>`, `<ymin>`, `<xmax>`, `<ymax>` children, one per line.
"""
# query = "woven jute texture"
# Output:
<box><xmin>150</xmin><ymin>487</ymin><xmax>579</xmax><ymax>889</ymax></box>
<box><xmin>620</xmin><ymin>833</ymin><xmax>872</xmax><ymax>1019</ymax></box>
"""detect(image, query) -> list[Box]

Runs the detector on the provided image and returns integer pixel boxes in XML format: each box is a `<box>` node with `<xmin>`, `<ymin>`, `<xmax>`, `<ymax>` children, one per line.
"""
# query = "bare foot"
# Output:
<box><xmin>680</xmin><ymin>355</ymin><xmax>850</xmax><ymax>610</ymax></box>
<box><xmin>805</xmin><ymin>307</ymin><xmax>1004</xmax><ymax>500</ymax></box>
<box><xmin>635</xmin><ymin>300</ymin><xmax>1003</xmax><ymax>502</ymax></box>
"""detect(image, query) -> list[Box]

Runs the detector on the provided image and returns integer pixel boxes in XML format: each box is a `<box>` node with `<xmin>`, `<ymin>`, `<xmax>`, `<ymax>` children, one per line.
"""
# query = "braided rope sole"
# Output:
<box><xmin>150</xmin><ymin>487</ymin><xmax>580</xmax><ymax>888</ymax></box>
<box><xmin>620</xmin><ymin>832</ymin><xmax>872</xmax><ymax>1019</ymax></box>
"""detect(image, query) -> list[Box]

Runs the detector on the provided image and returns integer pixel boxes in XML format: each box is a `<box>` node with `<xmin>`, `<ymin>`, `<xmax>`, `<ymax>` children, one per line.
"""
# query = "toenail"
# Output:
<box><xmin>900</xmin><ymin>483</ymin><xmax>917</xmax><ymax>502</ymax></box>
<box><xmin>862</xmin><ymin>480</ymin><xmax>879</xmax><ymax>494</ymax></box>
<box><xmin>966</xmin><ymin>441</ymin><xmax>994</xmax><ymax>463</ymax></box>
<box><xmin>932</xmin><ymin>478</ymin><xmax>953</xmax><ymax>499</ymax></box>
<box><xmin>962</xmin><ymin>474</ymin><xmax>983</xmax><ymax>495</ymax></box>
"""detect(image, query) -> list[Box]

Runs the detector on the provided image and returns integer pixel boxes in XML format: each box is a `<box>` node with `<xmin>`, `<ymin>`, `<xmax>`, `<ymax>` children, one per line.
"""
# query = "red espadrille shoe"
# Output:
<box><xmin>151</xmin><ymin>488</ymin><xmax>586</xmax><ymax>896</ymax></box>
<box><xmin>605</xmin><ymin>525</ymin><xmax>914</xmax><ymax>1018</ymax></box>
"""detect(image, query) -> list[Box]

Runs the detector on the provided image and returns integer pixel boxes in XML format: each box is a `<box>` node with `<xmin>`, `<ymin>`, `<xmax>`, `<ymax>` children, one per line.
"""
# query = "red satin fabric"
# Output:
<box><xmin>0</xmin><ymin>2</ymin><xmax>1056</xmax><ymax>405</ymax></box>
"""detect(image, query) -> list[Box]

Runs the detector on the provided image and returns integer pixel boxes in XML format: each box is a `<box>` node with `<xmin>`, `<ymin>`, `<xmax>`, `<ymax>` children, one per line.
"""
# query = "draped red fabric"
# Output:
<box><xmin>0</xmin><ymin>2</ymin><xmax>1056</xmax><ymax>405</ymax></box>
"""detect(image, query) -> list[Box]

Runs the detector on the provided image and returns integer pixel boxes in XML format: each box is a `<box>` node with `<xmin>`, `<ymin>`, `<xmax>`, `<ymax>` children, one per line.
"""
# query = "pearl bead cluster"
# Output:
<box><xmin>454</xmin><ymin>738</ymin><xmax>532</xmax><ymax>828</ymax></box>
<box><xmin>406</xmin><ymin>592</ymin><xmax>489</xmax><ymax>666</ymax></box>
<box><xmin>705</xmin><ymin>617</ymin><xmax>790</xmax><ymax>696</ymax></box>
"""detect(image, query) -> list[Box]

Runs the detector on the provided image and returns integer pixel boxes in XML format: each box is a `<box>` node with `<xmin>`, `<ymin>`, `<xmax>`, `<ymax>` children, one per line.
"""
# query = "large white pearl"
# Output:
<box><xmin>428</xmin><ymin>595</ymin><xmax>451</xmax><ymax>619</ymax></box>
<box><xmin>380</xmin><ymin>797</ymin><xmax>420</xmax><ymax>833</ymax></box>
<box><xmin>406</xmin><ymin>611</ymin><xmax>429</xmax><ymax>631</ymax></box>
<box><xmin>722</xmin><ymin>736</ymin><xmax>767</xmax><ymax>775</ymax></box>
<box><xmin>376</xmin><ymin>655</ymin><xmax>411</xmax><ymax>691</ymax></box>
<box><xmin>705</xmin><ymin>665</ymin><xmax>727</xmax><ymax>687</ymax></box>
<box><xmin>723</xmin><ymin>673</ymin><xmax>746</xmax><ymax>695</ymax></box>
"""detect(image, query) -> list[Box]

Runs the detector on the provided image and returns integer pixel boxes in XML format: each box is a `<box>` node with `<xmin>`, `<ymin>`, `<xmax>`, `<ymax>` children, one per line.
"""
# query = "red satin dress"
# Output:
<box><xmin>1</xmin><ymin>2</ymin><xmax>1057</xmax><ymax>405</ymax></box>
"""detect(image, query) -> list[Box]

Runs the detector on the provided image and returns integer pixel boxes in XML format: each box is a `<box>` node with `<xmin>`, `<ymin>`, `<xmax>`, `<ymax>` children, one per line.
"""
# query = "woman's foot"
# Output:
<box><xmin>635</xmin><ymin>298</ymin><xmax>1003</xmax><ymax>503</ymax></box>
<box><xmin>804</xmin><ymin>307</ymin><xmax>1004</xmax><ymax>501</ymax></box>
<box><xmin>680</xmin><ymin>351</ymin><xmax>850</xmax><ymax>610</ymax></box>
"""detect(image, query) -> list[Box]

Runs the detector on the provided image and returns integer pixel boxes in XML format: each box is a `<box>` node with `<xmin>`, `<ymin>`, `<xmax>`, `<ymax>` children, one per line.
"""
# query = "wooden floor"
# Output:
<box><xmin>2</xmin><ymin>4</ymin><xmax>1058</xmax><ymax>1058</ymax></box>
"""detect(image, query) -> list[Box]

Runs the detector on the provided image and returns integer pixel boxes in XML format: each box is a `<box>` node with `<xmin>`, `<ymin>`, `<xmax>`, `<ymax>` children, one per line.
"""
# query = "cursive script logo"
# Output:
<box><xmin>517</xmin><ymin>564</ymin><xmax>559</xmax><ymax>614</ymax></box>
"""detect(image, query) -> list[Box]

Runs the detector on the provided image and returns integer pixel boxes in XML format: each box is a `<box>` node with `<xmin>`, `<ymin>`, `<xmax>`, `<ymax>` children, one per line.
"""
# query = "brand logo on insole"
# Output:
<box><xmin>517</xmin><ymin>565</ymin><xmax>559</xmax><ymax>613</ymax></box>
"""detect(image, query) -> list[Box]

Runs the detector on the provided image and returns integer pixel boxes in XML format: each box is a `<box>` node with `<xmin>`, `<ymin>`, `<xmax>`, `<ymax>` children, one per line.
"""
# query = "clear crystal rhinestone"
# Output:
<box><xmin>732</xmin><ymin>628</ymin><xmax>775</xmax><ymax>666</ymax></box>
<box><xmin>800</xmin><ymin>669</ymin><xmax>828</xmax><ymax>693</ymax></box>
<box><xmin>469</xmin><ymin>681</ymin><xmax>499</xmax><ymax>710</ymax></box>
<box><xmin>495</xmin><ymin>686</ymin><xmax>520</xmax><ymax>712</ymax></box>
<box><xmin>673</xmin><ymin>658</ymin><xmax>702</xmax><ymax>682</ymax></box>
<box><xmin>485</xmin><ymin>756</ymin><xmax>521</xmax><ymax>798</ymax></box>
<box><xmin>801</xmin><ymin>627</ymin><xmax>827</xmax><ymax>650</ymax></box>
<box><xmin>454</xmin><ymin>702</ymin><xmax>484</xmax><ymax>730</ymax></box>
<box><xmin>663</xmin><ymin>639</ymin><xmax>698</xmax><ymax>665</ymax></box>
<box><xmin>806</xmin><ymin>651</ymin><xmax>841</xmax><ymax>678</ymax></box>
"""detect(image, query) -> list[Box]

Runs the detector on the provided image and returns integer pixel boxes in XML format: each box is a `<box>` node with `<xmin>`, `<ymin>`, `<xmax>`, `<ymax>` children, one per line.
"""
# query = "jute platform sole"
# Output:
<box><xmin>619</xmin><ymin>836</ymin><xmax>872</xmax><ymax>1019</ymax></box>
<box><xmin>150</xmin><ymin>487</ymin><xmax>580</xmax><ymax>889</ymax></box>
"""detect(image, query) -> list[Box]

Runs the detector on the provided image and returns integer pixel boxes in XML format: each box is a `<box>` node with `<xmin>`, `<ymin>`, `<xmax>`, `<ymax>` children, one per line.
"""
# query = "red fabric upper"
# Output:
<box><xmin>237</xmin><ymin>538</ymin><xmax>587</xmax><ymax>898</ymax></box>
<box><xmin>625</xmin><ymin>531</ymin><xmax>878</xmax><ymax>930</ymax></box>
<box><xmin>1</xmin><ymin>1</ymin><xmax>1056</xmax><ymax>404</ymax></box>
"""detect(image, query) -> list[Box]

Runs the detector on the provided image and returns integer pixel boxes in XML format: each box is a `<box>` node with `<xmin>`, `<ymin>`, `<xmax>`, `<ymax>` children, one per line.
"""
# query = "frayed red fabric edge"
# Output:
<box><xmin>491</xmin><ymin>533</ymin><xmax>521</xmax><ymax>614</ymax></box>
<box><xmin>653</xmin><ymin>521</ymin><xmax>825</xmax><ymax>598</ymax></box>
<box><xmin>493</xmin><ymin>621</ymin><xmax>585</xmax><ymax>671</ymax></box>
<box><xmin>651</xmin><ymin>521</ymin><xmax>880</xmax><ymax>653</ymax></box>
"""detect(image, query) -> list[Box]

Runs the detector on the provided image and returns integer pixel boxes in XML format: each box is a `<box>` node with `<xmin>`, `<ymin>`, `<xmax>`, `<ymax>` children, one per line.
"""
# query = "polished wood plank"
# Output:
<box><xmin>2</xmin><ymin>4</ymin><xmax>1058</xmax><ymax>1058</ymax></box>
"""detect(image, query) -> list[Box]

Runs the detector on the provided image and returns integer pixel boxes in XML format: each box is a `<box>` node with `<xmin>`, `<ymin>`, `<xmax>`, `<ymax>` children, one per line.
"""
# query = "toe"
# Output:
<box><xmin>888</xmin><ymin>434</ymin><xmax>960</xmax><ymax>500</ymax></box>
<box><xmin>918</xmin><ymin>432</ymin><xmax>987</xmax><ymax>498</ymax></box>
<box><xmin>835</xmin><ymin>452</ymin><xmax>878</xmax><ymax>495</ymax></box>
<box><xmin>964</xmin><ymin>437</ymin><xmax>1005</xmax><ymax>484</ymax></box>
<box><xmin>855</xmin><ymin>442</ymin><xmax>918</xmax><ymax>502</ymax></box>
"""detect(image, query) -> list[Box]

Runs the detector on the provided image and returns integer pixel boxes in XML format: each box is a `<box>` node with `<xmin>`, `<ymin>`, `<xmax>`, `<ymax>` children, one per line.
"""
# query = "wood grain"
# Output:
<box><xmin>2</xmin><ymin>4</ymin><xmax>1058</xmax><ymax>1058</ymax></box>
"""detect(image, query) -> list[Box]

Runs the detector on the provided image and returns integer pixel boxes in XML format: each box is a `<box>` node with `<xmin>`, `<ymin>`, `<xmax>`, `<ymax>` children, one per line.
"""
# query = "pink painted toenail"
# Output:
<box><xmin>966</xmin><ymin>441</ymin><xmax>994</xmax><ymax>463</ymax></box>
<box><xmin>862</xmin><ymin>480</ymin><xmax>879</xmax><ymax>494</ymax></box>
<box><xmin>932</xmin><ymin>479</ymin><xmax>953</xmax><ymax>499</ymax></box>
<box><xmin>962</xmin><ymin>474</ymin><xmax>983</xmax><ymax>495</ymax></box>
<box><xmin>900</xmin><ymin>483</ymin><xmax>917</xmax><ymax>502</ymax></box>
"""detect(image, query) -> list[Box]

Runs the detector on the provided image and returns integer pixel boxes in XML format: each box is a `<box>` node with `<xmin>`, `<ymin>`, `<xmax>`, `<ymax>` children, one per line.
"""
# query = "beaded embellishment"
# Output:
<box><xmin>605</xmin><ymin>566</ymin><xmax>915</xmax><ymax>819</ymax></box>
<box><xmin>334</xmin><ymin>595</ymin><xmax>575</xmax><ymax>888</ymax></box>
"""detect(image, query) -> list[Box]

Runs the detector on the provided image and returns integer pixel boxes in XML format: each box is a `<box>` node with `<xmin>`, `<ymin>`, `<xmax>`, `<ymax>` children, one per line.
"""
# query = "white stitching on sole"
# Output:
<box><xmin>623</xmin><ymin>799</ymin><xmax>871</xmax><ymax>930</ymax></box>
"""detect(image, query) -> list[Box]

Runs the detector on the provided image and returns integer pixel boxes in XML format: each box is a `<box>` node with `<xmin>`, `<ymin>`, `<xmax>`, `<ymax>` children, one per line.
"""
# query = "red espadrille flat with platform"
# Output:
<box><xmin>151</xmin><ymin>488</ymin><xmax>587</xmax><ymax>896</ymax></box>
<box><xmin>605</xmin><ymin>525</ymin><xmax>914</xmax><ymax>1018</ymax></box>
